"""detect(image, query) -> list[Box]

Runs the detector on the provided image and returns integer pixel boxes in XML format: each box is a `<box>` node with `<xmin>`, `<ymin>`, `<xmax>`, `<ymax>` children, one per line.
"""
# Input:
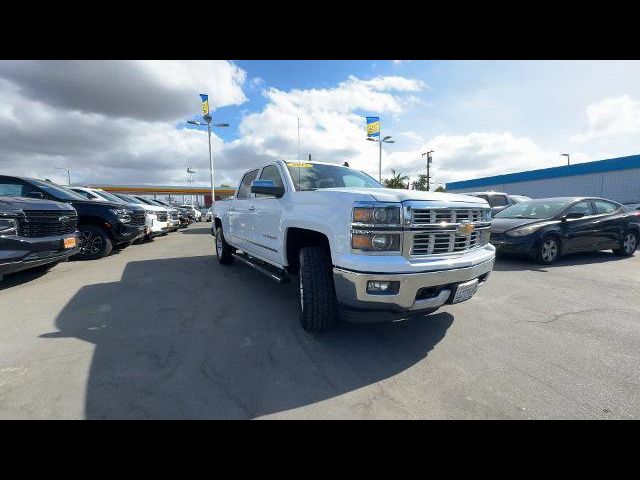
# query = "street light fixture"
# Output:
<box><xmin>561</xmin><ymin>153</ymin><xmax>570</xmax><ymax>166</ymax></box>
<box><xmin>186</xmin><ymin>116</ymin><xmax>229</xmax><ymax>207</ymax></box>
<box><xmin>54</xmin><ymin>166</ymin><xmax>71</xmax><ymax>186</ymax></box>
<box><xmin>367</xmin><ymin>135</ymin><xmax>395</xmax><ymax>181</ymax></box>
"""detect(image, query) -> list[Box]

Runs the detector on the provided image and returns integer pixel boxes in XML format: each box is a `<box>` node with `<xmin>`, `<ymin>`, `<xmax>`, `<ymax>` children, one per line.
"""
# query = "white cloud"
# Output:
<box><xmin>571</xmin><ymin>95</ymin><xmax>640</xmax><ymax>143</ymax></box>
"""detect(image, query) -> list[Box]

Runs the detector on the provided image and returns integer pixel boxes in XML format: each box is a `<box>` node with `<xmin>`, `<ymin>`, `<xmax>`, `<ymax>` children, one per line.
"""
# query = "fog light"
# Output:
<box><xmin>367</xmin><ymin>281</ymin><xmax>391</xmax><ymax>292</ymax></box>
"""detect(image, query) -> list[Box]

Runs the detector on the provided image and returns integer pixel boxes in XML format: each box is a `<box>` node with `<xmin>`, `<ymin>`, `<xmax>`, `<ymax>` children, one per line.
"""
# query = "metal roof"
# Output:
<box><xmin>446</xmin><ymin>154</ymin><xmax>640</xmax><ymax>190</ymax></box>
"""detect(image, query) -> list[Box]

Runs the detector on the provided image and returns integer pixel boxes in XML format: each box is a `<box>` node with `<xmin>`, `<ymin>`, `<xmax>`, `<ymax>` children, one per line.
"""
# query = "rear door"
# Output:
<box><xmin>591</xmin><ymin>199</ymin><xmax>625</xmax><ymax>249</ymax></box>
<box><xmin>562</xmin><ymin>200</ymin><xmax>597</xmax><ymax>252</ymax></box>
<box><xmin>251</xmin><ymin>164</ymin><xmax>287</xmax><ymax>265</ymax></box>
<box><xmin>228</xmin><ymin>169</ymin><xmax>259</xmax><ymax>251</ymax></box>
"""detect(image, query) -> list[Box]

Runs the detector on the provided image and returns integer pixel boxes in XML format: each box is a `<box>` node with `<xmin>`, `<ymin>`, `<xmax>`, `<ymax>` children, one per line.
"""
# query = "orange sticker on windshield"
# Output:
<box><xmin>287</xmin><ymin>162</ymin><xmax>312</xmax><ymax>168</ymax></box>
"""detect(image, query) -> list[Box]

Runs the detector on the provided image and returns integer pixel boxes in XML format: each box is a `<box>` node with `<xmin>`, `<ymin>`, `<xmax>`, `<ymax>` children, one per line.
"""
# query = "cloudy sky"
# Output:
<box><xmin>1</xmin><ymin>60</ymin><xmax>639</xmax><ymax>189</ymax></box>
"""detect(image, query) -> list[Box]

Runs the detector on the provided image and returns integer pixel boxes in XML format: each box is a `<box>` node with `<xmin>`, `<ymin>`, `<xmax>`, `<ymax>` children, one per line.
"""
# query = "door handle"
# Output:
<box><xmin>248</xmin><ymin>205</ymin><xmax>256</xmax><ymax>211</ymax></box>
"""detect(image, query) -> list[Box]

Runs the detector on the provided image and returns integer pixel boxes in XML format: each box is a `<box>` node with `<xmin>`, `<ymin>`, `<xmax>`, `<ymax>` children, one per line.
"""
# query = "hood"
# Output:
<box><xmin>491</xmin><ymin>217</ymin><xmax>554</xmax><ymax>234</ymax></box>
<box><xmin>137</xmin><ymin>204</ymin><xmax>166</xmax><ymax>212</ymax></box>
<box><xmin>0</xmin><ymin>196</ymin><xmax>76</xmax><ymax>213</ymax></box>
<box><xmin>69</xmin><ymin>199</ymin><xmax>136</xmax><ymax>210</ymax></box>
<box><xmin>319</xmin><ymin>187</ymin><xmax>489</xmax><ymax>205</ymax></box>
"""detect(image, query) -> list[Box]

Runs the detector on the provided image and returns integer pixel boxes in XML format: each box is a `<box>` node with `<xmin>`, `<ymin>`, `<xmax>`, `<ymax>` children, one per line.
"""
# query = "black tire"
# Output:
<box><xmin>613</xmin><ymin>230</ymin><xmax>638</xmax><ymax>256</ymax></box>
<box><xmin>76</xmin><ymin>225</ymin><xmax>113</xmax><ymax>260</ymax></box>
<box><xmin>215</xmin><ymin>226</ymin><xmax>235</xmax><ymax>264</ymax></box>
<box><xmin>535</xmin><ymin>235</ymin><xmax>561</xmax><ymax>265</ymax></box>
<box><xmin>298</xmin><ymin>247</ymin><xmax>338</xmax><ymax>332</ymax></box>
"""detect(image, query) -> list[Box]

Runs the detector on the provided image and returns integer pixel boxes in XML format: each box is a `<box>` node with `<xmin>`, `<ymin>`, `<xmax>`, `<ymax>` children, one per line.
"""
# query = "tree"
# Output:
<box><xmin>383</xmin><ymin>169</ymin><xmax>409</xmax><ymax>189</ymax></box>
<box><xmin>434</xmin><ymin>186</ymin><xmax>446</xmax><ymax>192</ymax></box>
<box><xmin>411</xmin><ymin>174</ymin><xmax>429</xmax><ymax>191</ymax></box>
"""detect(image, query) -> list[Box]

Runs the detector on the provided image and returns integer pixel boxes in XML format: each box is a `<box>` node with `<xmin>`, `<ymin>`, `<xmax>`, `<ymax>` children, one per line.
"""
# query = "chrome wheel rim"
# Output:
<box><xmin>79</xmin><ymin>231</ymin><xmax>103</xmax><ymax>255</ymax></box>
<box><xmin>623</xmin><ymin>233</ymin><xmax>637</xmax><ymax>254</ymax></box>
<box><xmin>542</xmin><ymin>238</ymin><xmax>558</xmax><ymax>262</ymax></box>
<box><xmin>299</xmin><ymin>275</ymin><xmax>304</xmax><ymax>311</ymax></box>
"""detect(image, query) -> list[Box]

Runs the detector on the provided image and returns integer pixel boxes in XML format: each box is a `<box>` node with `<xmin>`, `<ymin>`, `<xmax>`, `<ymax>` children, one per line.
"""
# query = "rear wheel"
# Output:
<box><xmin>215</xmin><ymin>226</ymin><xmax>235</xmax><ymax>264</ymax></box>
<box><xmin>76</xmin><ymin>225</ymin><xmax>113</xmax><ymax>260</ymax></box>
<box><xmin>613</xmin><ymin>230</ymin><xmax>638</xmax><ymax>256</ymax></box>
<box><xmin>536</xmin><ymin>236</ymin><xmax>560</xmax><ymax>264</ymax></box>
<box><xmin>298</xmin><ymin>247</ymin><xmax>338</xmax><ymax>332</ymax></box>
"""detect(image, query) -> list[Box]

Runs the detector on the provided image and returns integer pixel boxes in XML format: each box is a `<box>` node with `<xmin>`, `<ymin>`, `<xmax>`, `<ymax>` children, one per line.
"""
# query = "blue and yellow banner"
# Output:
<box><xmin>200</xmin><ymin>93</ymin><xmax>209</xmax><ymax>116</ymax></box>
<box><xmin>366</xmin><ymin>116</ymin><xmax>380</xmax><ymax>138</ymax></box>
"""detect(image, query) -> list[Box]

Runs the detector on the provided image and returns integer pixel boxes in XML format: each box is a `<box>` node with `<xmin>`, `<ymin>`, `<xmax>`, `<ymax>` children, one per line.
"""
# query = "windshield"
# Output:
<box><xmin>495</xmin><ymin>201</ymin><xmax>568</xmax><ymax>219</ymax></box>
<box><xmin>510</xmin><ymin>195</ymin><xmax>532</xmax><ymax>203</ymax></box>
<box><xmin>115</xmin><ymin>193</ymin><xmax>145</xmax><ymax>205</ymax></box>
<box><xmin>29</xmin><ymin>180</ymin><xmax>86</xmax><ymax>201</ymax></box>
<box><xmin>285</xmin><ymin>162</ymin><xmax>382</xmax><ymax>191</ymax></box>
<box><xmin>93</xmin><ymin>190</ymin><xmax>126</xmax><ymax>203</ymax></box>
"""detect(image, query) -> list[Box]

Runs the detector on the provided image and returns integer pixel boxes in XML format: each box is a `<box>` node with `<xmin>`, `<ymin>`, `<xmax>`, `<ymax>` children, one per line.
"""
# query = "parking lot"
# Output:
<box><xmin>0</xmin><ymin>221</ymin><xmax>639</xmax><ymax>419</ymax></box>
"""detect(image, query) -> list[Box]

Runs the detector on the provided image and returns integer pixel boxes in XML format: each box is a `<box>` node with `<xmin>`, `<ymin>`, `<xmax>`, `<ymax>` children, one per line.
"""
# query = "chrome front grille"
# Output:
<box><xmin>405</xmin><ymin>205</ymin><xmax>491</xmax><ymax>257</ymax></box>
<box><xmin>411</xmin><ymin>230</ymin><xmax>489</xmax><ymax>255</ymax></box>
<box><xmin>411</xmin><ymin>208</ymin><xmax>484</xmax><ymax>225</ymax></box>
<box><xmin>156</xmin><ymin>211</ymin><xmax>168</xmax><ymax>222</ymax></box>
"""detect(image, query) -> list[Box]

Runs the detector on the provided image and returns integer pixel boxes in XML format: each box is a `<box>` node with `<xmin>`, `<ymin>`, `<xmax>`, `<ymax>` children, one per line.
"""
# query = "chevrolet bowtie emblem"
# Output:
<box><xmin>58</xmin><ymin>216</ymin><xmax>70</xmax><ymax>222</ymax></box>
<box><xmin>456</xmin><ymin>222</ymin><xmax>475</xmax><ymax>236</ymax></box>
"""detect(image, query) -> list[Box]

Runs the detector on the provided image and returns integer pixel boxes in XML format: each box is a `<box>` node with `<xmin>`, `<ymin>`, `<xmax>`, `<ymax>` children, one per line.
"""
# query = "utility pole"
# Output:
<box><xmin>421</xmin><ymin>150</ymin><xmax>434</xmax><ymax>191</ymax></box>
<box><xmin>55</xmin><ymin>166</ymin><xmax>71</xmax><ymax>186</ymax></box>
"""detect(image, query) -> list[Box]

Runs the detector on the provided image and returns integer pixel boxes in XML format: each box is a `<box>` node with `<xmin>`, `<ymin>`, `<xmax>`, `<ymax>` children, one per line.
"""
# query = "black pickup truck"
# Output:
<box><xmin>0</xmin><ymin>176</ymin><xmax>146</xmax><ymax>260</ymax></box>
<box><xmin>0</xmin><ymin>196</ymin><xmax>79</xmax><ymax>281</ymax></box>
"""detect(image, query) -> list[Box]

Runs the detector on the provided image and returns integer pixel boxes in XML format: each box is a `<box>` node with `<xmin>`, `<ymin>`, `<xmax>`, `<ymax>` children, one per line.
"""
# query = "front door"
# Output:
<box><xmin>562</xmin><ymin>200</ymin><xmax>598</xmax><ymax>252</ymax></box>
<box><xmin>251</xmin><ymin>164</ymin><xmax>287</xmax><ymax>265</ymax></box>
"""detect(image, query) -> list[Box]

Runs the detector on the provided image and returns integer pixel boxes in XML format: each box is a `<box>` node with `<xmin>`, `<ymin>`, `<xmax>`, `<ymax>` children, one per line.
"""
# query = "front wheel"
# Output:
<box><xmin>613</xmin><ymin>230</ymin><xmax>638</xmax><ymax>256</ymax></box>
<box><xmin>298</xmin><ymin>247</ymin><xmax>338</xmax><ymax>332</ymax></box>
<box><xmin>536</xmin><ymin>236</ymin><xmax>561</xmax><ymax>264</ymax></box>
<box><xmin>215</xmin><ymin>226</ymin><xmax>235</xmax><ymax>264</ymax></box>
<box><xmin>76</xmin><ymin>225</ymin><xmax>113</xmax><ymax>260</ymax></box>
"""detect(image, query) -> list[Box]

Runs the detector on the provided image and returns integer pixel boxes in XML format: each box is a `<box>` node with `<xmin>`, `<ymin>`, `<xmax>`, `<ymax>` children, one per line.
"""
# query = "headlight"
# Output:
<box><xmin>352</xmin><ymin>232</ymin><xmax>401</xmax><ymax>252</ymax></box>
<box><xmin>506</xmin><ymin>224</ymin><xmax>544</xmax><ymax>237</ymax></box>
<box><xmin>0</xmin><ymin>218</ymin><xmax>18</xmax><ymax>236</ymax></box>
<box><xmin>482</xmin><ymin>209</ymin><xmax>492</xmax><ymax>221</ymax></box>
<box><xmin>110</xmin><ymin>208</ymin><xmax>132</xmax><ymax>223</ymax></box>
<box><xmin>352</xmin><ymin>203</ymin><xmax>401</xmax><ymax>226</ymax></box>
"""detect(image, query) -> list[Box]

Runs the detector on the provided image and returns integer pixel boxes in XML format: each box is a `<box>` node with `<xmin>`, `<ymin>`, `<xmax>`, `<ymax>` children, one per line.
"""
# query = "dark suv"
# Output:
<box><xmin>0</xmin><ymin>176</ymin><xmax>146</xmax><ymax>260</ymax></box>
<box><xmin>1</xmin><ymin>196</ymin><xmax>79</xmax><ymax>281</ymax></box>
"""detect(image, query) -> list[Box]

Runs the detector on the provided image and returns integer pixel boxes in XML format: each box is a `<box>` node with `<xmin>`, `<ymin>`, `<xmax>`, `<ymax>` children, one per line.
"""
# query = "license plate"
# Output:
<box><xmin>451</xmin><ymin>279</ymin><xmax>479</xmax><ymax>304</ymax></box>
<box><xmin>63</xmin><ymin>237</ymin><xmax>76</xmax><ymax>249</ymax></box>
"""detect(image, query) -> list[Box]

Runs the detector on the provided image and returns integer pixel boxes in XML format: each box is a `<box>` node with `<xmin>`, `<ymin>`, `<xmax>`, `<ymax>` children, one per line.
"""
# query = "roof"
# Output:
<box><xmin>446</xmin><ymin>154</ymin><xmax>640</xmax><ymax>190</ymax></box>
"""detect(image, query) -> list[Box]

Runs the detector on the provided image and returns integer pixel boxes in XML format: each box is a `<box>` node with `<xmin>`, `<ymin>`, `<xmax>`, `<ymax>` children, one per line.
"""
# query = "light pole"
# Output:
<box><xmin>561</xmin><ymin>153</ymin><xmax>570</xmax><ymax>166</ymax></box>
<box><xmin>421</xmin><ymin>150</ymin><xmax>434</xmax><ymax>191</ymax></box>
<box><xmin>187</xmin><ymin>117</ymin><xmax>229</xmax><ymax>207</ymax></box>
<box><xmin>367</xmin><ymin>135</ymin><xmax>395</xmax><ymax>181</ymax></box>
<box><xmin>55</xmin><ymin>166</ymin><xmax>71</xmax><ymax>186</ymax></box>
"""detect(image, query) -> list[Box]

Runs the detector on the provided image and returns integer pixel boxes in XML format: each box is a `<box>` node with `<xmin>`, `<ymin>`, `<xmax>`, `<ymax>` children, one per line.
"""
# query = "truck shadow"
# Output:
<box><xmin>40</xmin><ymin>255</ymin><xmax>453</xmax><ymax>419</ymax></box>
<box><xmin>180</xmin><ymin>227</ymin><xmax>212</xmax><ymax>235</ymax></box>
<box><xmin>493</xmin><ymin>250</ymin><xmax>632</xmax><ymax>272</ymax></box>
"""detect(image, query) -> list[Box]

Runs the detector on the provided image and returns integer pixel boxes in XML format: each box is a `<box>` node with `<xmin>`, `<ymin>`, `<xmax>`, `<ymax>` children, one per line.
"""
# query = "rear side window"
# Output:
<box><xmin>237</xmin><ymin>169</ymin><xmax>259</xmax><ymax>199</ymax></box>
<box><xmin>593</xmin><ymin>200</ymin><xmax>619</xmax><ymax>215</ymax></box>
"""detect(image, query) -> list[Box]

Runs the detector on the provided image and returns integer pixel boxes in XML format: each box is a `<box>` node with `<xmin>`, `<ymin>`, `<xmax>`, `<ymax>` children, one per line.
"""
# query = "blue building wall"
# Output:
<box><xmin>446</xmin><ymin>154</ymin><xmax>640</xmax><ymax>204</ymax></box>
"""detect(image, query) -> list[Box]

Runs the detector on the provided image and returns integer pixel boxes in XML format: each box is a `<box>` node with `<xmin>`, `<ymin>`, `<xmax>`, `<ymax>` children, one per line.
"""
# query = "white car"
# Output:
<box><xmin>214</xmin><ymin>158</ymin><xmax>495</xmax><ymax>332</ymax></box>
<box><xmin>112</xmin><ymin>193</ymin><xmax>170</xmax><ymax>238</ymax></box>
<box><xmin>205</xmin><ymin>207</ymin><xmax>213</xmax><ymax>222</ymax></box>
<box><xmin>180</xmin><ymin>205</ymin><xmax>202</xmax><ymax>221</ymax></box>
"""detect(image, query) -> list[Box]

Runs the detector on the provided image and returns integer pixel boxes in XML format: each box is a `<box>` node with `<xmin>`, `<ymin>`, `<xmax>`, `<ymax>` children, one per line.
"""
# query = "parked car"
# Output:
<box><xmin>0</xmin><ymin>176</ymin><xmax>145</xmax><ymax>260</ymax></box>
<box><xmin>152</xmin><ymin>199</ymin><xmax>191</xmax><ymax>228</ymax></box>
<box><xmin>111</xmin><ymin>193</ymin><xmax>169</xmax><ymax>240</ymax></box>
<box><xmin>0</xmin><ymin>195</ymin><xmax>79</xmax><ymax>282</ymax></box>
<box><xmin>205</xmin><ymin>207</ymin><xmax>213</xmax><ymax>222</ymax></box>
<box><xmin>465</xmin><ymin>191</ymin><xmax>532</xmax><ymax>215</ymax></box>
<box><xmin>145</xmin><ymin>199</ymin><xmax>180</xmax><ymax>231</ymax></box>
<box><xmin>490</xmin><ymin>197</ymin><xmax>640</xmax><ymax>264</ymax></box>
<box><xmin>213</xmin><ymin>158</ymin><xmax>495</xmax><ymax>332</ymax></box>
<box><xmin>180</xmin><ymin>204</ymin><xmax>202</xmax><ymax>222</ymax></box>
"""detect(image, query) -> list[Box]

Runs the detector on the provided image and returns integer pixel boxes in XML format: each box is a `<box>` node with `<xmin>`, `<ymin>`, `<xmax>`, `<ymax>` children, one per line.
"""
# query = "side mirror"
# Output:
<box><xmin>250</xmin><ymin>180</ymin><xmax>284</xmax><ymax>197</ymax></box>
<box><xmin>565</xmin><ymin>211</ymin><xmax>585</xmax><ymax>220</ymax></box>
<box><xmin>26</xmin><ymin>191</ymin><xmax>44</xmax><ymax>199</ymax></box>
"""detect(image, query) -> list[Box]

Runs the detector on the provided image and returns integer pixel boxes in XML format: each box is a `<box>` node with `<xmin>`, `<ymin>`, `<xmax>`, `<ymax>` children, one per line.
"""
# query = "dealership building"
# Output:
<box><xmin>446</xmin><ymin>154</ymin><xmax>640</xmax><ymax>204</ymax></box>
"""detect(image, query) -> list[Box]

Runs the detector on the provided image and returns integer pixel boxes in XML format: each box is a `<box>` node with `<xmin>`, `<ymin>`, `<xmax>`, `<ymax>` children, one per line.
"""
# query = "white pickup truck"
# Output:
<box><xmin>213</xmin><ymin>158</ymin><xmax>495</xmax><ymax>332</ymax></box>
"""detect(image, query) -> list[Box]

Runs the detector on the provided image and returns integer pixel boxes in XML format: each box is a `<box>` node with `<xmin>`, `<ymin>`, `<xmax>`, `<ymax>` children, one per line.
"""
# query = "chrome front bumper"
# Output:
<box><xmin>333</xmin><ymin>257</ymin><xmax>494</xmax><ymax>318</ymax></box>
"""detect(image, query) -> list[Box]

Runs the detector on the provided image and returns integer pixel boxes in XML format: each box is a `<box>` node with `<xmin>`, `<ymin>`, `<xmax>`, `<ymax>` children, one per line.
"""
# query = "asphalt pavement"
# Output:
<box><xmin>0</xmin><ymin>222</ymin><xmax>638</xmax><ymax>419</ymax></box>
